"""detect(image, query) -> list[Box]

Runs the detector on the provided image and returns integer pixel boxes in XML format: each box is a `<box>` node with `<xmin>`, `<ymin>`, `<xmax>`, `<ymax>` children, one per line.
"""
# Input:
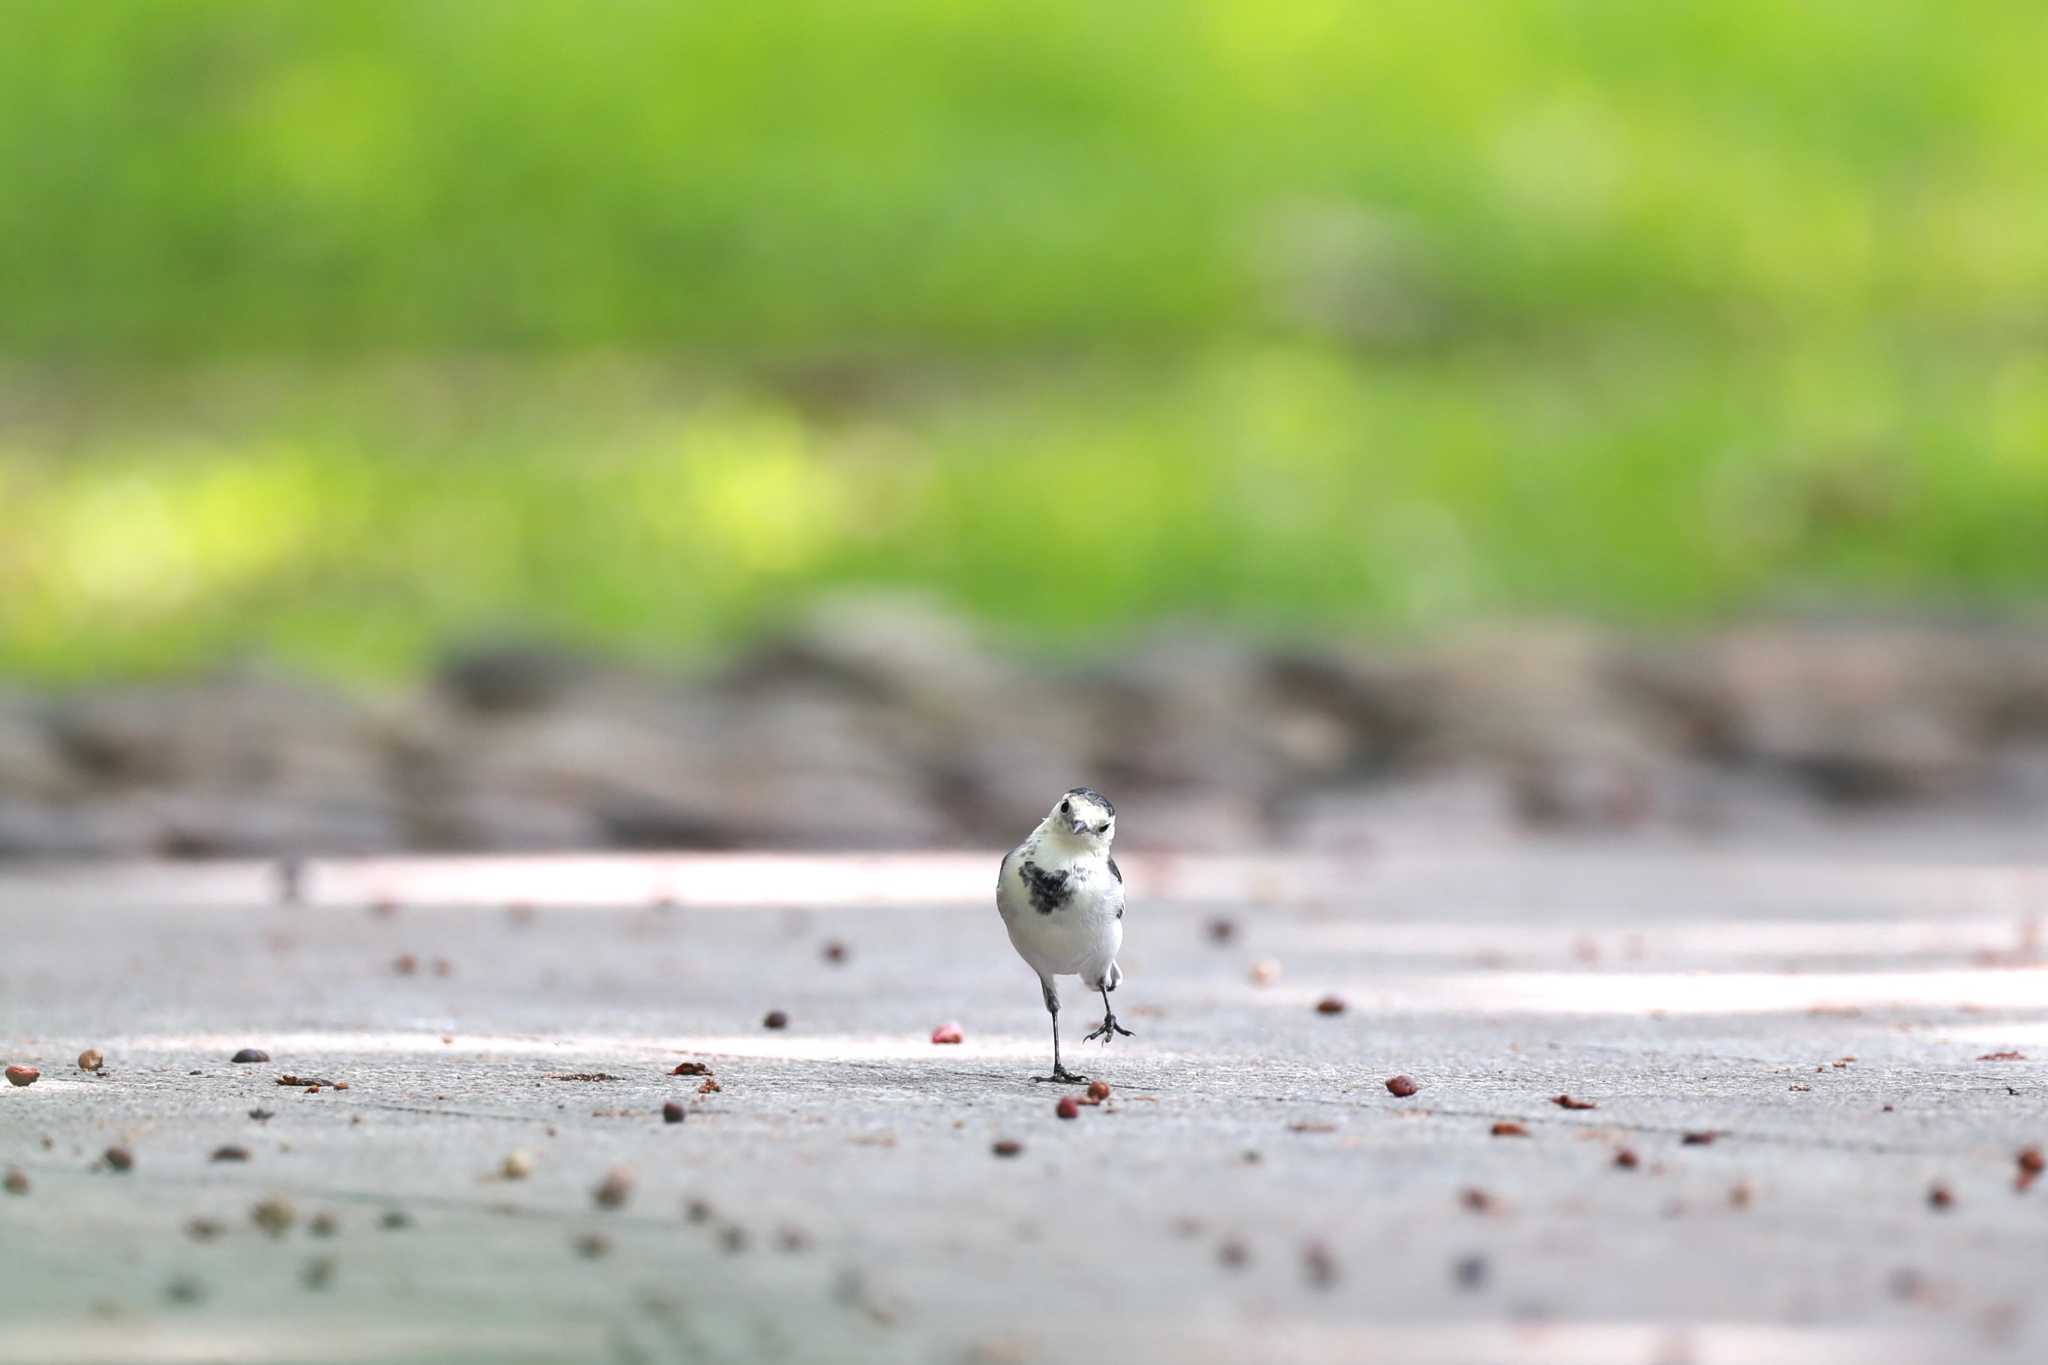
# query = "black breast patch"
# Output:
<box><xmin>1019</xmin><ymin>860</ymin><xmax>1073</xmax><ymax>914</ymax></box>
<box><xmin>1107</xmin><ymin>857</ymin><xmax>1122</xmax><ymax>884</ymax></box>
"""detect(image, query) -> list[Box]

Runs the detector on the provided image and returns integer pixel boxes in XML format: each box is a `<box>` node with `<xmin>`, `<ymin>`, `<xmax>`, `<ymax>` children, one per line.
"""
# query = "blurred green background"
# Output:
<box><xmin>4</xmin><ymin>0</ymin><xmax>2046</xmax><ymax>681</ymax></box>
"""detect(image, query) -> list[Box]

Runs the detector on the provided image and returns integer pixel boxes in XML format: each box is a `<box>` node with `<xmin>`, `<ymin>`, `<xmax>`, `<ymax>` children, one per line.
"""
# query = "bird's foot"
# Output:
<box><xmin>1083</xmin><ymin>1013</ymin><xmax>1134</xmax><ymax>1044</ymax></box>
<box><xmin>1034</xmin><ymin>1065</ymin><xmax>1089</xmax><ymax>1084</ymax></box>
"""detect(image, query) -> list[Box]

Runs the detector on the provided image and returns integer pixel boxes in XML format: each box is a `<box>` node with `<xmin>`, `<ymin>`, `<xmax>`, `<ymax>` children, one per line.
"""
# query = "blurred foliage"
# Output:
<box><xmin>3</xmin><ymin>1</ymin><xmax>2046</xmax><ymax>679</ymax></box>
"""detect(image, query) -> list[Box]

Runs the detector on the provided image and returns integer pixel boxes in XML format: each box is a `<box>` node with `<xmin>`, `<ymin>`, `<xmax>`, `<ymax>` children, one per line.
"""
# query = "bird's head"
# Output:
<box><xmin>1043</xmin><ymin>787</ymin><xmax>1116</xmax><ymax>850</ymax></box>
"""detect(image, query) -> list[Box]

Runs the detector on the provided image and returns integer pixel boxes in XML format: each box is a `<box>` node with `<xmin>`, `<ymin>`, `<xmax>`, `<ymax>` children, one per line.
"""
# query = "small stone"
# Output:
<box><xmin>230</xmin><ymin>1049</ymin><xmax>269</xmax><ymax>1065</ymax></box>
<box><xmin>4</xmin><ymin>1065</ymin><xmax>38</xmax><ymax>1087</ymax></box>
<box><xmin>775</xmin><ymin>1225</ymin><xmax>812</xmax><ymax>1253</ymax></box>
<box><xmin>301</xmin><ymin>1257</ymin><xmax>335</xmax><ymax>1290</ymax></box>
<box><xmin>663</xmin><ymin>1102</ymin><xmax>686</xmax><ymax>1124</ymax></box>
<box><xmin>1385</xmin><ymin>1075</ymin><xmax>1418</xmax><ymax>1098</ymax></box>
<box><xmin>991</xmin><ymin>1139</ymin><xmax>1024</xmax><ymax>1158</ymax></box>
<box><xmin>930</xmin><ymin>1023</ymin><xmax>964</xmax><ymax>1045</ymax></box>
<box><xmin>393</xmin><ymin>953</ymin><xmax>418</xmax><ymax>976</ymax></box>
<box><xmin>431</xmin><ymin>957</ymin><xmax>452</xmax><ymax>977</ymax></box>
<box><xmin>684</xmin><ymin>1198</ymin><xmax>714</xmax><ymax>1224</ymax></box>
<box><xmin>249</xmin><ymin>1108</ymin><xmax>274</xmax><ymax>1122</ymax></box>
<box><xmin>103</xmin><ymin>1146</ymin><xmax>134</xmax><ymax>1171</ymax></box>
<box><xmin>252</xmin><ymin>1197</ymin><xmax>296</xmax><ymax>1236</ymax></box>
<box><xmin>184</xmin><ymin>1217</ymin><xmax>223</xmax><ymax>1241</ymax></box>
<box><xmin>380</xmin><ymin>1208</ymin><xmax>413</xmax><ymax>1230</ymax></box>
<box><xmin>1490</xmin><ymin>1122</ymin><xmax>1529</xmax><ymax>1138</ymax></box>
<box><xmin>3</xmin><ymin>1169</ymin><xmax>26</xmax><ymax>1195</ymax></box>
<box><xmin>1729</xmin><ymin>1181</ymin><xmax>1755</xmax><ymax>1209</ymax></box>
<box><xmin>1207</xmin><ymin>918</ymin><xmax>1237</xmax><ymax>944</ymax></box>
<box><xmin>1928</xmin><ymin>1182</ymin><xmax>1954</xmax><ymax>1211</ymax></box>
<box><xmin>1055</xmin><ymin>1097</ymin><xmax>1080</xmax><ymax>1120</ymax></box>
<box><xmin>698</xmin><ymin>1078</ymin><xmax>721</xmax><ymax>1094</ymax></box>
<box><xmin>210</xmin><ymin>1145</ymin><xmax>250</xmax><ymax>1163</ymax></box>
<box><xmin>501</xmin><ymin>1151</ymin><xmax>534</xmax><ymax>1180</ymax></box>
<box><xmin>1454</xmin><ymin>1254</ymin><xmax>1489</xmax><ymax>1290</ymax></box>
<box><xmin>594</xmin><ymin>1167</ymin><xmax>635</xmax><ymax>1209</ymax></box>
<box><xmin>1459</xmin><ymin>1187</ymin><xmax>1496</xmax><ymax>1214</ymax></box>
<box><xmin>669</xmin><ymin>1061</ymin><xmax>710</xmax><ymax>1076</ymax></box>
<box><xmin>2019</xmin><ymin>1147</ymin><xmax>2045</xmax><ymax>1176</ymax></box>
<box><xmin>1614</xmin><ymin>1147</ymin><xmax>1640</xmax><ymax>1169</ymax></box>
<box><xmin>1249</xmin><ymin>959</ymin><xmax>1281</xmax><ymax>986</ymax></box>
<box><xmin>1551</xmin><ymin>1094</ymin><xmax>1597</xmax><ymax>1110</ymax></box>
<box><xmin>1681</xmin><ymin>1130</ymin><xmax>1718</xmax><ymax>1146</ymax></box>
<box><xmin>1217</xmin><ymin>1238</ymin><xmax>1250</xmax><ymax>1269</ymax></box>
<box><xmin>165</xmin><ymin>1275</ymin><xmax>206</xmax><ymax>1305</ymax></box>
<box><xmin>1314</xmin><ymin>995</ymin><xmax>1347</xmax><ymax>1016</ymax></box>
<box><xmin>822</xmin><ymin>940</ymin><xmax>849</xmax><ymax>964</ymax></box>
<box><xmin>308</xmin><ymin>1212</ymin><xmax>338</xmax><ymax>1237</ymax></box>
<box><xmin>719</xmin><ymin>1224</ymin><xmax>749</xmax><ymax>1254</ymax></box>
<box><xmin>573</xmin><ymin>1232</ymin><xmax>611</xmax><ymax>1259</ymax></box>
<box><xmin>78</xmin><ymin>1049</ymin><xmax>104</xmax><ymax>1072</ymax></box>
<box><xmin>762</xmin><ymin>1010</ymin><xmax>789</xmax><ymax>1030</ymax></box>
<box><xmin>1086</xmin><ymin>1081</ymin><xmax>1111</xmax><ymax>1103</ymax></box>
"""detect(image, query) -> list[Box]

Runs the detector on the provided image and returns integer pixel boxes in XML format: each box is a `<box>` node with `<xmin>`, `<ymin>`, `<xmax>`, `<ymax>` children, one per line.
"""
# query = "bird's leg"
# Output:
<box><xmin>1083</xmin><ymin>984</ymin><xmax>1134</xmax><ymax>1044</ymax></box>
<box><xmin>1034</xmin><ymin>977</ymin><xmax>1087</xmax><ymax>1083</ymax></box>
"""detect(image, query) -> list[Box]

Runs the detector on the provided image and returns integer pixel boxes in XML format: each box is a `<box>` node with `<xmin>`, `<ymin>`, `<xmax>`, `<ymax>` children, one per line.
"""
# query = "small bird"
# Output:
<box><xmin>996</xmin><ymin>787</ymin><xmax>1132</xmax><ymax>1083</ymax></box>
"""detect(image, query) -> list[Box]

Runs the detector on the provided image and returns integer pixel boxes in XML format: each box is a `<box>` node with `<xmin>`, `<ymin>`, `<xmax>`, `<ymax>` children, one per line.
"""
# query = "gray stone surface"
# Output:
<box><xmin>2</xmin><ymin>840</ymin><xmax>2046</xmax><ymax>1363</ymax></box>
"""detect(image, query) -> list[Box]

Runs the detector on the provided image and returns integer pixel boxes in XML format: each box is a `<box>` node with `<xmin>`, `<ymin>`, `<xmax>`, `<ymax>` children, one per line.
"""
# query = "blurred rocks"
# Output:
<box><xmin>2</xmin><ymin>603</ymin><xmax>2046</xmax><ymax>856</ymax></box>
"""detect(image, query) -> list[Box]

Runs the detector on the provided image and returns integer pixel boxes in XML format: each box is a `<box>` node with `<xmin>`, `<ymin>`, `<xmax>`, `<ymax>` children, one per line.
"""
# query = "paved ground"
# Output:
<box><xmin>3</xmin><ymin>837</ymin><xmax>2046</xmax><ymax>1364</ymax></box>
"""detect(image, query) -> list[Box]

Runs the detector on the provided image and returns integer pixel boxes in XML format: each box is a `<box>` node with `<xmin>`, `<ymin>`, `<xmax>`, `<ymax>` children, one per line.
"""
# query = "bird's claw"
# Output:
<box><xmin>1036</xmin><ymin>1066</ymin><xmax>1089</xmax><ymax>1084</ymax></box>
<box><xmin>1084</xmin><ymin>1014</ymin><xmax>1133</xmax><ymax>1045</ymax></box>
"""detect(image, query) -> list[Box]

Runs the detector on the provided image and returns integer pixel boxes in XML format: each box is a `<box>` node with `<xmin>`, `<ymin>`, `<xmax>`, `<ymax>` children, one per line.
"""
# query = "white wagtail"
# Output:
<box><xmin>996</xmin><ymin>787</ymin><xmax>1132</xmax><ymax>1083</ymax></box>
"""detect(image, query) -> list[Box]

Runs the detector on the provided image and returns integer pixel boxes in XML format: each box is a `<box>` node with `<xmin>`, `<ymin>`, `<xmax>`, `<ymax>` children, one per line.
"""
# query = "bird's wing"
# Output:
<box><xmin>1107</xmin><ymin>856</ymin><xmax>1122</xmax><ymax>884</ymax></box>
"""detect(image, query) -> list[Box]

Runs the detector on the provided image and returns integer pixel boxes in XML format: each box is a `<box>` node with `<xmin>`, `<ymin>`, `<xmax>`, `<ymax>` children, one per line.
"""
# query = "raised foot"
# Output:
<box><xmin>1083</xmin><ymin>1014</ymin><xmax>1134</xmax><ymax>1045</ymax></box>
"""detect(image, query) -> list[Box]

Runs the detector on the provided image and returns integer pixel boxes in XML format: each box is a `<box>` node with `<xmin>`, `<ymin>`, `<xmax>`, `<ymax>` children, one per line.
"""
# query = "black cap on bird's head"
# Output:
<box><xmin>1049</xmin><ymin>787</ymin><xmax>1116</xmax><ymax>842</ymax></box>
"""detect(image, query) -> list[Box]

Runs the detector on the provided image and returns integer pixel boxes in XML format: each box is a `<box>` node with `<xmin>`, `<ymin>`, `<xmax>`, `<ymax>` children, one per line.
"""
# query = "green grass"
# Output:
<box><xmin>2</xmin><ymin>2</ymin><xmax>2046</xmax><ymax>679</ymax></box>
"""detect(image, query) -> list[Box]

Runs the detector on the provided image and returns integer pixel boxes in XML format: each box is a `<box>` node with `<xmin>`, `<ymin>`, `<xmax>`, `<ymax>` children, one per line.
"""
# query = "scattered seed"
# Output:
<box><xmin>1459</xmin><ymin>1187</ymin><xmax>1497</xmax><ymax>1214</ymax></box>
<box><xmin>165</xmin><ymin>1275</ymin><xmax>206</xmax><ymax>1304</ymax></box>
<box><xmin>184</xmin><ymin>1217</ymin><xmax>222</xmax><ymax>1241</ymax></box>
<box><xmin>1454</xmin><ymin>1254</ymin><xmax>1489</xmax><ymax>1290</ymax></box>
<box><xmin>698</xmin><ymin>1078</ymin><xmax>721</xmax><ymax>1094</ymax></box>
<box><xmin>3</xmin><ymin>1169</ymin><xmax>26</xmax><ymax>1195</ymax></box>
<box><xmin>1928</xmin><ymin>1182</ymin><xmax>1955</xmax><ymax>1211</ymax></box>
<box><xmin>1301</xmin><ymin>1240</ymin><xmax>1338</xmax><ymax>1289</ymax></box>
<box><xmin>1056</xmin><ymin>1097</ymin><xmax>1080</xmax><ymax>1120</ymax></box>
<box><xmin>5</xmin><ymin>1065</ymin><xmax>39</xmax><ymax>1087</ymax></box>
<box><xmin>684</xmin><ymin>1197</ymin><xmax>713</xmax><ymax>1224</ymax></box>
<box><xmin>230</xmin><ymin>1049</ymin><xmax>269</xmax><ymax>1065</ymax></box>
<box><xmin>501</xmin><ymin>1151</ymin><xmax>533</xmax><ymax>1180</ymax></box>
<box><xmin>931</xmin><ymin>1023</ymin><xmax>964</xmax><ymax>1045</ymax></box>
<box><xmin>210</xmin><ymin>1145</ymin><xmax>250</xmax><ymax>1163</ymax></box>
<box><xmin>302</xmin><ymin>1257</ymin><xmax>335</xmax><ymax>1290</ymax></box>
<box><xmin>1386</xmin><ymin>1075</ymin><xmax>1419</xmax><ymax>1098</ymax></box>
<box><xmin>1729</xmin><ymin>1181</ymin><xmax>1755</xmax><ymax>1209</ymax></box>
<box><xmin>78</xmin><ymin>1049</ymin><xmax>104</xmax><ymax>1072</ymax></box>
<box><xmin>1490</xmin><ymin>1122</ymin><xmax>1529</xmax><ymax>1138</ymax></box>
<box><xmin>663</xmin><ymin>1101</ymin><xmax>686</xmax><ymax>1124</ymax></box>
<box><xmin>1241</xmin><ymin>1149</ymin><xmax>1262</xmax><ymax>1164</ymax></box>
<box><xmin>1217</xmin><ymin>1238</ymin><xmax>1250</xmax><ymax>1269</ymax></box>
<box><xmin>1314</xmin><ymin>995</ymin><xmax>1347</xmax><ymax>1016</ymax></box>
<box><xmin>991</xmin><ymin>1139</ymin><xmax>1023</xmax><ymax>1158</ymax></box>
<box><xmin>822</xmin><ymin>940</ymin><xmax>849</xmax><ymax>964</ymax></box>
<box><xmin>1086</xmin><ymin>1081</ymin><xmax>1112</xmax><ymax>1102</ymax></box>
<box><xmin>669</xmin><ymin>1062</ymin><xmax>710</xmax><ymax>1076</ymax></box>
<box><xmin>248</xmin><ymin>1108</ymin><xmax>274</xmax><ymax>1122</ymax></box>
<box><xmin>393</xmin><ymin>953</ymin><xmax>418</xmax><ymax>975</ymax></box>
<box><xmin>594</xmin><ymin>1168</ymin><xmax>635</xmax><ymax>1209</ymax></box>
<box><xmin>775</xmin><ymin>1225</ymin><xmax>812</xmax><ymax>1253</ymax></box>
<box><xmin>1248</xmin><ymin>959</ymin><xmax>1281</xmax><ymax>987</ymax></box>
<box><xmin>550</xmin><ymin>1073</ymin><xmax>618</xmax><ymax>1083</ymax></box>
<box><xmin>719</xmin><ymin>1224</ymin><xmax>749</xmax><ymax>1254</ymax></box>
<box><xmin>252</xmin><ymin>1197</ymin><xmax>295</xmax><ymax>1236</ymax></box>
<box><xmin>1681</xmin><ymin>1130</ymin><xmax>1719</xmax><ymax>1146</ymax></box>
<box><xmin>2019</xmin><ymin>1147</ymin><xmax>2044</xmax><ymax>1176</ymax></box>
<box><xmin>1551</xmin><ymin>1094</ymin><xmax>1597</xmax><ymax>1110</ymax></box>
<box><xmin>103</xmin><ymin>1146</ymin><xmax>134</xmax><ymax>1171</ymax></box>
<box><xmin>763</xmin><ymin>1010</ymin><xmax>789</xmax><ymax>1030</ymax></box>
<box><xmin>1979</xmin><ymin>1051</ymin><xmax>2026</xmax><ymax>1061</ymax></box>
<box><xmin>1288</xmin><ymin>1121</ymin><xmax>1337</xmax><ymax>1134</ymax></box>
<box><xmin>276</xmin><ymin>1075</ymin><xmax>338</xmax><ymax>1087</ymax></box>
<box><xmin>308</xmin><ymin>1212</ymin><xmax>338</xmax><ymax>1237</ymax></box>
<box><xmin>573</xmin><ymin>1232</ymin><xmax>611</xmax><ymax>1259</ymax></box>
<box><xmin>431</xmin><ymin>958</ymin><xmax>452</xmax><ymax>977</ymax></box>
<box><xmin>380</xmin><ymin>1209</ymin><xmax>412</xmax><ymax>1230</ymax></box>
<box><xmin>1207</xmin><ymin>918</ymin><xmax>1237</xmax><ymax>944</ymax></box>
<box><xmin>1614</xmin><ymin>1147</ymin><xmax>1640</xmax><ymax>1169</ymax></box>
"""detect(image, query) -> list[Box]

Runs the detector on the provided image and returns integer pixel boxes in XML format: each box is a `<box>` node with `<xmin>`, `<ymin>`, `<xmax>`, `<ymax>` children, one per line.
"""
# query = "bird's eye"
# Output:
<box><xmin>1059</xmin><ymin>800</ymin><xmax>1071</xmax><ymax>813</ymax></box>
<box><xmin>1095</xmin><ymin>822</ymin><xmax>1109</xmax><ymax>834</ymax></box>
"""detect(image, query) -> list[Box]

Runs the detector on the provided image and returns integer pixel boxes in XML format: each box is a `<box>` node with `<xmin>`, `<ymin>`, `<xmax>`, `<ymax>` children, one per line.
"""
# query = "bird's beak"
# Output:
<box><xmin>1068</xmin><ymin>817</ymin><xmax>1091</xmax><ymax>836</ymax></box>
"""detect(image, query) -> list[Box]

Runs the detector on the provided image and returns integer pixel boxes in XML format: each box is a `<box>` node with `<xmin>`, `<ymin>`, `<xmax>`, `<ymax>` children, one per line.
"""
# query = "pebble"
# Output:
<box><xmin>663</xmin><ymin>1102</ymin><xmax>686</xmax><ymax>1124</ymax></box>
<box><xmin>252</xmin><ymin>1197</ymin><xmax>296</xmax><ymax>1236</ymax></box>
<box><xmin>1056</xmin><ymin>1097</ymin><xmax>1080</xmax><ymax>1120</ymax></box>
<box><xmin>103</xmin><ymin>1146</ymin><xmax>134</xmax><ymax>1171</ymax></box>
<box><xmin>1614</xmin><ymin>1147</ymin><xmax>1640</xmax><ymax>1169</ymax></box>
<box><xmin>1454</xmin><ymin>1254</ymin><xmax>1489</xmax><ymax>1290</ymax></box>
<box><xmin>78</xmin><ymin>1049</ymin><xmax>104</xmax><ymax>1072</ymax></box>
<box><xmin>501</xmin><ymin>1151</ymin><xmax>534</xmax><ymax>1179</ymax></box>
<box><xmin>930</xmin><ymin>1023</ymin><xmax>964</xmax><ymax>1045</ymax></box>
<box><xmin>380</xmin><ymin>1209</ymin><xmax>413</xmax><ymax>1230</ymax></box>
<box><xmin>1313</xmin><ymin>995</ymin><xmax>1347</xmax><ymax>1016</ymax></box>
<box><xmin>230</xmin><ymin>1049</ymin><xmax>269</xmax><ymax>1064</ymax></box>
<box><xmin>1490</xmin><ymin>1122</ymin><xmax>1529</xmax><ymax>1138</ymax></box>
<box><xmin>1551</xmin><ymin>1094</ymin><xmax>1597</xmax><ymax>1110</ymax></box>
<box><xmin>991</xmin><ymin>1139</ymin><xmax>1024</xmax><ymax>1158</ymax></box>
<box><xmin>1385</xmin><ymin>1075</ymin><xmax>1418</xmax><ymax>1098</ymax></box>
<box><xmin>301</xmin><ymin>1257</ymin><xmax>336</xmax><ymax>1290</ymax></box>
<box><xmin>762</xmin><ymin>1010</ymin><xmax>789</xmax><ymax>1030</ymax></box>
<box><xmin>1301</xmin><ymin>1240</ymin><xmax>1338</xmax><ymax>1289</ymax></box>
<box><xmin>719</xmin><ymin>1224</ymin><xmax>749</xmax><ymax>1253</ymax></box>
<box><xmin>3</xmin><ymin>1169</ymin><xmax>26</xmax><ymax>1195</ymax></box>
<box><xmin>309</xmin><ymin>1212</ymin><xmax>339</xmax><ymax>1237</ymax></box>
<box><xmin>210</xmin><ymin>1145</ymin><xmax>251</xmax><ymax>1162</ymax></box>
<box><xmin>1928</xmin><ymin>1182</ymin><xmax>1955</xmax><ymax>1211</ymax></box>
<box><xmin>4</xmin><ymin>1065</ymin><xmax>38</xmax><ymax>1087</ymax></box>
<box><xmin>594</xmin><ymin>1168</ymin><xmax>635</xmax><ymax>1209</ymax></box>
<box><xmin>1207</xmin><ymin>918</ymin><xmax>1237</xmax><ymax>944</ymax></box>
<box><xmin>1249</xmin><ymin>959</ymin><xmax>1281</xmax><ymax>987</ymax></box>
<box><xmin>822</xmin><ymin>940</ymin><xmax>849</xmax><ymax>964</ymax></box>
<box><xmin>573</xmin><ymin>1232</ymin><xmax>611</xmax><ymax>1259</ymax></box>
<box><xmin>1086</xmin><ymin>1080</ymin><xmax>1111</xmax><ymax>1102</ymax></box>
